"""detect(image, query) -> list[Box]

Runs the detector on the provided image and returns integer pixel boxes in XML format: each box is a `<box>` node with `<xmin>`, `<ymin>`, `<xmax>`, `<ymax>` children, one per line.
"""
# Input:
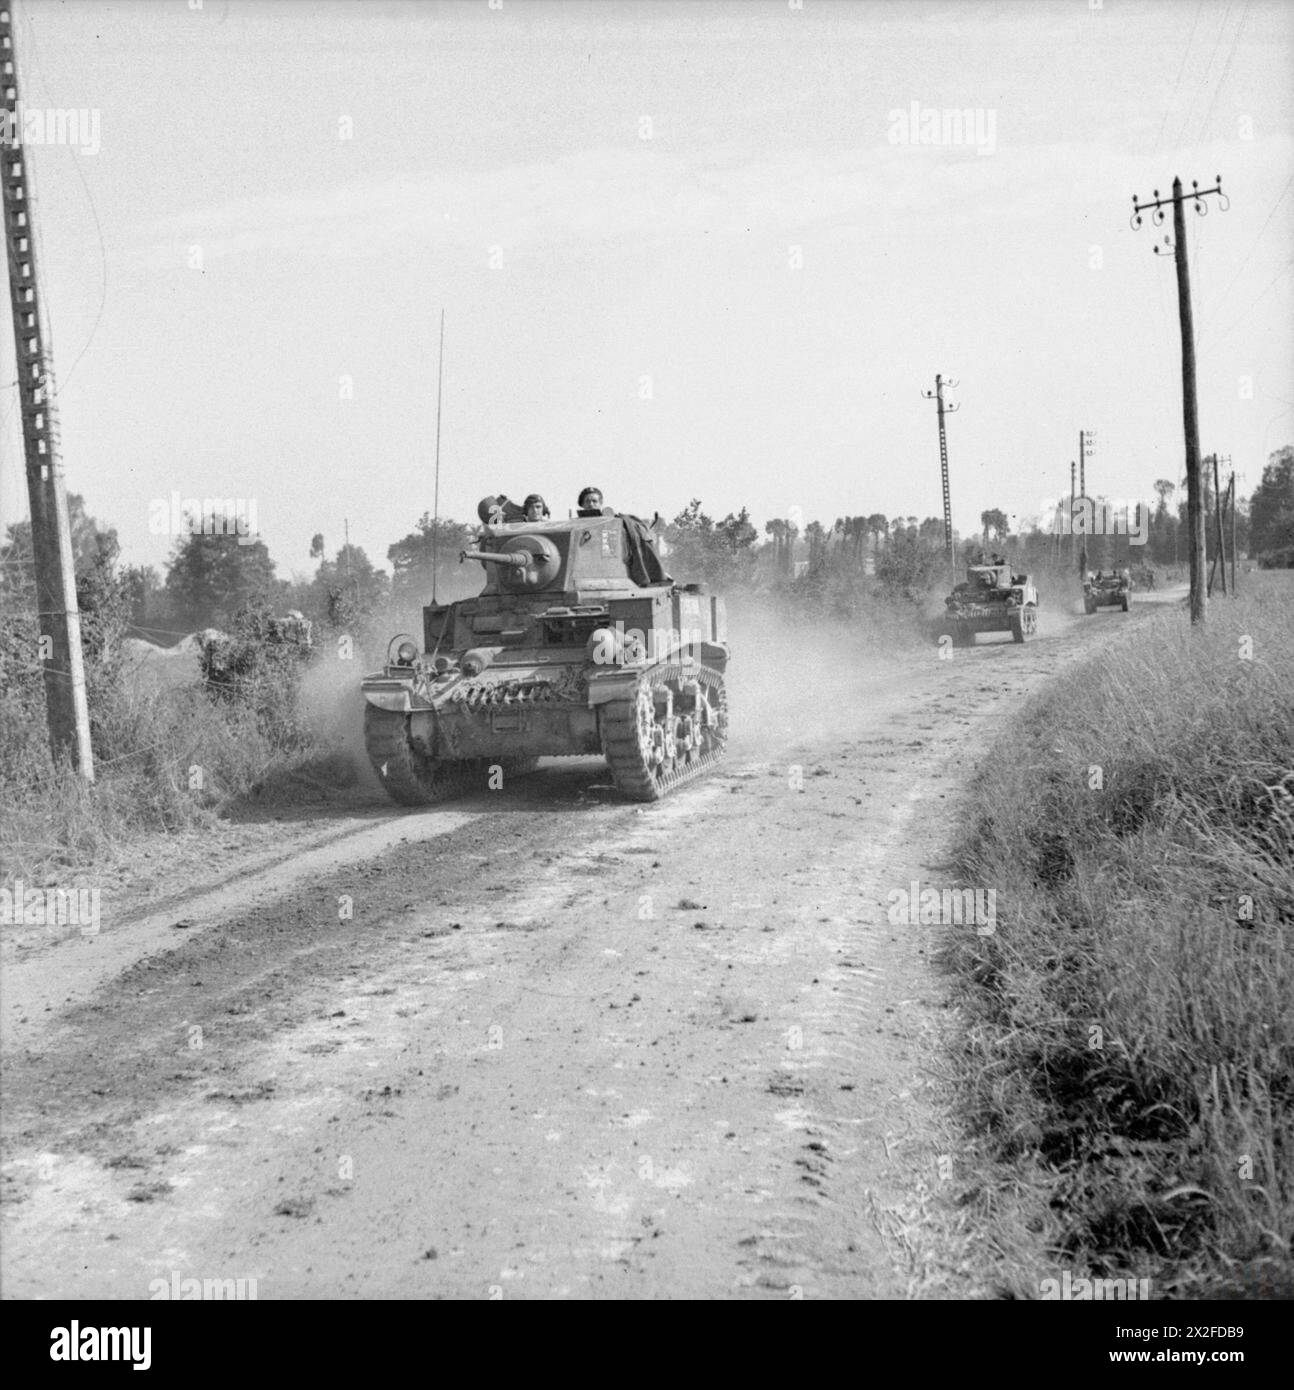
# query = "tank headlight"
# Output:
<box><xmin>396</xmin><ymin>640</ymin><xmax>418</xmax><ymax>666</ymax></box>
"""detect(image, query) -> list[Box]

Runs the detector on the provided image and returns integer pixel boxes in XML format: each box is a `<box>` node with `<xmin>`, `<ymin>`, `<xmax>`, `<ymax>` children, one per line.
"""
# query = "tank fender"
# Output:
<box><xmin>586</xmin><ymin>669</ymin><xmax>644</xmax><ymax>707</ymax></box>
<box><xmin>361</xmin><ymin>676</ymin><xmax>432</xmax><ymax>713</ymax></box>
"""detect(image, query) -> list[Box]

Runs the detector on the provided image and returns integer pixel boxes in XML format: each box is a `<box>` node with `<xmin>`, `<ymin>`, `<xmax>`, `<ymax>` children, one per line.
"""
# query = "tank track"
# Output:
<box><xmin>599</xmin><ymin>661</ymin><xmax>727</xmax><ymax>802</ymax></box>
<box><xmin>363</xmin><ymin>706</ymin><xmax>537</xmax><ymax>806</ymax></box>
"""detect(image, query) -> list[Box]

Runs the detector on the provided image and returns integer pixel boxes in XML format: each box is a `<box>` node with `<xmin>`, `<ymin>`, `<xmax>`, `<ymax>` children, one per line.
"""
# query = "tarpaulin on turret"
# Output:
<box><xmin>620</xmin><ymin>515</ymin><xmax>671</xmax><ymax>586</ymax></box>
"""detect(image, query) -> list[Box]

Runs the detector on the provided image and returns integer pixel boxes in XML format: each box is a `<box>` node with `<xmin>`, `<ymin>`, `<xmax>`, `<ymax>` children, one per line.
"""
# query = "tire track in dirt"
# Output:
<box><xmin>1</xmin><ymin>597</ymin><xmax>1174</xmax><ymax>1298</ymax></box>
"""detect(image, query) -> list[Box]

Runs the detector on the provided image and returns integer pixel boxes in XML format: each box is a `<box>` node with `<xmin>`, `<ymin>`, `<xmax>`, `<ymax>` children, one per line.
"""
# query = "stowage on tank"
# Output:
<box><xmin>361</xmin><ymin>497</ymin><xmax>729</xmax><ymax>804</ymax></box>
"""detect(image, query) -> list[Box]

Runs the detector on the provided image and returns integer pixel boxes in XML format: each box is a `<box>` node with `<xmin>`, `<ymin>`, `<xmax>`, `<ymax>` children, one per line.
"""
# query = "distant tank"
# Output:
<box><xmin>941</xmin><ymin>555</ymin><xmax>1039</xmax><ymax>645</ymax></box>
<box><xmin>1083</xmin><ymin>568</ymin><xmax>1132</xmax><ymax>614</ymax></box>
<box><xmin>361</xmin><ymin>499</ymin><xmax>729</xmax><ymax>804</ymax></box>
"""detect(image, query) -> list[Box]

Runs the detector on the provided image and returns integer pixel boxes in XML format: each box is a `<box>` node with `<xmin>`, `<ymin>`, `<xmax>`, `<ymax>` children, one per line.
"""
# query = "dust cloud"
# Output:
<box><xmin>723</xmin><ymin>598</ymin><xmax>920</xmax><ymax>758</ymax></box>
<box><xmin>292</xmin><ymin>595</ymin><xmax>933</xmax><ymax>789</ymax></box>
<box><xmin>297</xmin><ymin>649</ymin><xmax>383</xmax><ymax>794</ymax></box>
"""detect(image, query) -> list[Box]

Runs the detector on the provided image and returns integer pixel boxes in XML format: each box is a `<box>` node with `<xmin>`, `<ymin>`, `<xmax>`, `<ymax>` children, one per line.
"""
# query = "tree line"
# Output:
<box><xmin>0</xmin><ymin>445</ymin><xmax>1288</xmax><ymax>649</ymax></box>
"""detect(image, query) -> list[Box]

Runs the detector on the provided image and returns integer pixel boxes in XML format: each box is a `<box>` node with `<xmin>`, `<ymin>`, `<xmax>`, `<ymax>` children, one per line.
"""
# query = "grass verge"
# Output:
<box><xmin>945</xmin><ymin>577</ymin><xmax>1293</xmax><ymax>1299</ymax></box>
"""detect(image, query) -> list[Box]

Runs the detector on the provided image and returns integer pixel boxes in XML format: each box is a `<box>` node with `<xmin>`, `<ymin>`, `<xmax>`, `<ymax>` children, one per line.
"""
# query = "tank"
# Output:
<box><xmin>1083</xmin><ymin>568</ymin><xmax>1132</xmax><ymax>614</ymax></box>
<box><xmin>941</xmin><ymin>556</ymin><xmax>1039</xmax><ymax>645</ymax></box>
<box><xmin>361</xmin><ymin>501</ymin><xmax>729</xmax><ymax>804</ymax></box>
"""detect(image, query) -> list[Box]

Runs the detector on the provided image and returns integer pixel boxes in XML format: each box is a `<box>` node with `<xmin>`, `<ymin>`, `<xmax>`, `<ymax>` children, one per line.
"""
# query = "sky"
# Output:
<box><xmin>1</xmin><ymin>0</ymin><xmax>1291</xmax><ymax>582</ymax></box>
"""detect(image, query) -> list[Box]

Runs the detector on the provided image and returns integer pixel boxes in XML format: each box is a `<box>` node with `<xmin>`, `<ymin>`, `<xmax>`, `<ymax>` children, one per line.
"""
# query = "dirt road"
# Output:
<box><xmin>0</xmin><ymin>595</ymin><xmax>1175</xmax><ymax>1299</ymax></box>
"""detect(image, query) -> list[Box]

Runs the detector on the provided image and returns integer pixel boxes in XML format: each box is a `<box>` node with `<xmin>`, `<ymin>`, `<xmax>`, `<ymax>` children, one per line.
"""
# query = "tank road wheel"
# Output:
<box><xmin>363</xmin><ymin>706</ymin><xmax>483</xmax><ymax>806</ymax></box>
<box><xmin>1010</xmin><ymin>606</ymin><xmax>1037</xmax><ymax>644</ymax></box>
<box><xmin>599</xmin><ymin>663</ymin><xmax>728</xmax><ymax>802</ymax></box>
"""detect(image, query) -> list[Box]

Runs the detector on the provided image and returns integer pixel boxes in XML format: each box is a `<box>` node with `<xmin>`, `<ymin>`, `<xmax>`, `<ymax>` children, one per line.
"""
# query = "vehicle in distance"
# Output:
<box><xmin>1084</xmin><ymin>568</ymin><xmax>1132</xmax><ymax>614</ymax></box>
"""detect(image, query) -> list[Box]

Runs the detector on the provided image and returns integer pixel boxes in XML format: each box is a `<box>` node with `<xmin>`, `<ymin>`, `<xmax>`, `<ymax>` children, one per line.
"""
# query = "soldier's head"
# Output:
<box><xmin>577</xmin><ymin>486</ymin><xmax>604</xmax><ymax>514</ymax></box>
<box><xmin>524</xmin><ymin>493</ymin><xmax>549</xmax><ymax>521</ymax></box>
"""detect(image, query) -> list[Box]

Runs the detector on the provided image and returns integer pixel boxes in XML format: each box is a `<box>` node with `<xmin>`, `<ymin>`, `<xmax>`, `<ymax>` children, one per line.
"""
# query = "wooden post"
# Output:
<box><xmin>1212</xmin><ymin>451</ymin><xmax>1227</xmax><ymax>595</ymax></box>
<box><xmin>1</xmin><ymin>10</ymin><xmax>94</xmax><ymax>778</ymax></box>
<box><xmin>1172</xmin><ymin>180</ymin><xmax>1206</xmax><ymax>623</ymax></box>
<box><xmin>1228</xmin><ymin>471</ymin><xmax>1237</xmax><ymax>594</ymax></box>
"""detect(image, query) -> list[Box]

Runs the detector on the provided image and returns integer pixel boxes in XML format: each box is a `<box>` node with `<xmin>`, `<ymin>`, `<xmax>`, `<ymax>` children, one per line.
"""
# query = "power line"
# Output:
<box><xmin>1154</xmin><ymin>0</ymin><xmax>1204</xmax><ymax>154</ymax></box>
<box><xmin>1174</xmin><ymin>1</ymin><xmax>1233</xmax><ymax>153</ymax></box>
<box><xmin>1192</xmin><ymin>0</ymin><xmax>1249</xmax><ymax>150</ymax></box>
<box><xmin>1199</xmin><ymin>262</ymin><xmax>1294</xmax><ymax>356</ymax></box>
<box><xmin>18</xmin><ymin>2</ymin><xmax>109</xmax><ymax>396</ymax></box>
<box><xmin>1201</xmin><ymin>172</ymin><xmax>1293</xmax><ymax>322</ymax></box>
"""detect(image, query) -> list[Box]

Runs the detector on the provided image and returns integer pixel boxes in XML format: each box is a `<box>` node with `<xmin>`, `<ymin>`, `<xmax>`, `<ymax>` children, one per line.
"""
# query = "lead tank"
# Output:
<box><xmin>361</xmin><ymin>501</ymin><xmax>729</xmax><ymax>803</ymax></box>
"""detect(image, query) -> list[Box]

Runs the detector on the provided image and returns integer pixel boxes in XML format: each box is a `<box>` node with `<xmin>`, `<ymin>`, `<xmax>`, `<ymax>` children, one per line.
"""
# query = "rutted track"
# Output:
<box><xmin>0</xmin><ymin>594</ymin><xmax>1177</xmax><ymax>1299</ymax></box>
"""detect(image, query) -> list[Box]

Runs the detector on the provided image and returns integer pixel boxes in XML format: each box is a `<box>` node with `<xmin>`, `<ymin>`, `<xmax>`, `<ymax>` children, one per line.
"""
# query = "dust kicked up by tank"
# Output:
<box><xmin>1</xmin><ymin>0</ymin><xmax>1292</xmax><ymax>1357</ymax></box>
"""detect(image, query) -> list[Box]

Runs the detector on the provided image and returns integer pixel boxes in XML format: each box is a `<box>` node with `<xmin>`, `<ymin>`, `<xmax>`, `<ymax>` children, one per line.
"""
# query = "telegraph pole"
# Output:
<box><xmin>1228</xmin><ymin>469</ymin><xmax>1237</xmax><ymax>594</ymax></box>
<box><xmin>1078</xmin><ymin>430</ymin><xmax>1093</xmax><ymax>576</ymax></box>
<box><xmin>1070</xmin><ymin>459</ymin><xmax>1077</xmax><ymax>568</ymax></box>
<box><xmin>1205</xmin><ymin>453</ymin><xmax>1232</xmax><ymax>596</ymax></box>
<box><xmin>1132</xmin><ymin>177</ymin><xmax>1228</xmax><ymax>625</ymax></box>
<box><xmin>922</xmin><ymin>373</ymin><xmax>958</xmax><ymax>582</ymax></box>
<box><xmin>1</xmin><ymin>9</ymin><xmax>94</xmax><ymax>778</ymax></box>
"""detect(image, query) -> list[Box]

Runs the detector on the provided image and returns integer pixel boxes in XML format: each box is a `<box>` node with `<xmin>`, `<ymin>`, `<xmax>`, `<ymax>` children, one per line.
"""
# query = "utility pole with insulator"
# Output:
<box><xmin>1</xmin><ymin>8</ymin><xmax>94</xmax><ymax>778</ymax></box>
<box><xmin>1078</xmin><ymin>429</ymin><xmax>1094</xmax><ymax>576</ymax></box>
<box><xmin>1132</xmin><ymin>176</ymin><xmax>1229</xmax><ymax>625</ymax></box>
<box><xmin>922</xmin><ymin>373</ymin><xmax>959</xmax><ymax>583</ymax></box>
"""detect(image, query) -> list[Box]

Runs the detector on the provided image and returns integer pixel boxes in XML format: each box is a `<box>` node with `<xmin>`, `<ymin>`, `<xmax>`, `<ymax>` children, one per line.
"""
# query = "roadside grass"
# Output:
<box><xmin>1</xmin><ymin>641</ymin><xmax>366</xmax><ymax>886</ymax></box>
<box><xmin>945</xmin><ymin>576</ymin><xmax>1294</xmax><ymax>1298</ymax></box>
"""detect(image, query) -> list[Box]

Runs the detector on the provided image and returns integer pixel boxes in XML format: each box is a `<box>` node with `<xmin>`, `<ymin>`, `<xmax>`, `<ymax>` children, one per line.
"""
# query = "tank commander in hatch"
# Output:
<box><xmin>577</xmin><ymin>486</ymin><xmax>609</xmax><ymax>517</ymax></box>
<box><xmin>523</xmin><ymin>493</ymin><xmax>551</xmax><ymax>521</ymax></box>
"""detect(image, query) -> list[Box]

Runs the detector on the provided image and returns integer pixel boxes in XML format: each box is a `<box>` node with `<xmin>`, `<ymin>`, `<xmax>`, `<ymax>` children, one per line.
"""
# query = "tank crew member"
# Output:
<box><xmin>577</xmin><ymin>486</ymin><xmax>608</xmax><ymax>517</ymax></box>
<box><xmin>524</xmin><ymin>493</ymin><xmax>551</xmax><ymax>521</ymax></box>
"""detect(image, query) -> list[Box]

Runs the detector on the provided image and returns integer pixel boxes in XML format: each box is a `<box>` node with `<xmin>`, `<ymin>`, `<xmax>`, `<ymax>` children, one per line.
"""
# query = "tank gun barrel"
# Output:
<box><xmin>460</xmin><ymin>548</ymin><xmax>530</xmax><ymax>569</ymax></box>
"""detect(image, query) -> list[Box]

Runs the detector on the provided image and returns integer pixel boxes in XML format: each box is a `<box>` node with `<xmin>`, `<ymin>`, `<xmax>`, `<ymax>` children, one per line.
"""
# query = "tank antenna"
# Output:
<box><xmin>432</xmin><ymin>308</ymin><xmax>445</xmax><ymax>603</ymax></box>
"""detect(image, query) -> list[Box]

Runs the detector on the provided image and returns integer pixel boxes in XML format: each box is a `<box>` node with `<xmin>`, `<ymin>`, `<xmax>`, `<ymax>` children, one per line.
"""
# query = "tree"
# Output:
<box><xmin>163</xmin><ymin>531</ymin><xmax>277</xmax><ymax>631</ymax></box>
<box><xmin>1248</xmin><ymin>446</ymin><xmax>1294</xmax><ymax>559</ymax></box>
<box><xmin>713</xmin><ymin>507</ymin><xmax>758</xmax><ymax>554</ymax></box>
<box><xmin>309</xmin><ymin>542</ymin><xmax>390</xmax><ymax>629</ymax></box>
<box><xmin>764</xmin><ymin>518</ymin><xmax>798</xmax><ymax>575</ymax></box>
<box><xmin>387</xmin><ymin>513</ymin><xmax>477</xmax><ymax>607</ymax></box>
<box><xmin>1151</xmin><ymin>479</ymin><xmax>1177</xmax><ymax>565</ymax></box>
<box><xmin>0</xmin><ymin>492</ymin><xmax>119</xmax><ymax>605</ymax></box>
<box><xmin>876</xmin><ymin>527</ymin><xmax>944</xmax><ymax>599</ymax></box>
<box><xmin>664</xmin><ymin>500</ymin><xmax>757</xmax><ymax>585</ymax></box>
<box><xmin>980</xmin><ymin>508</ymin><xmax>1009</xmax><ymax>543</ymax></box>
